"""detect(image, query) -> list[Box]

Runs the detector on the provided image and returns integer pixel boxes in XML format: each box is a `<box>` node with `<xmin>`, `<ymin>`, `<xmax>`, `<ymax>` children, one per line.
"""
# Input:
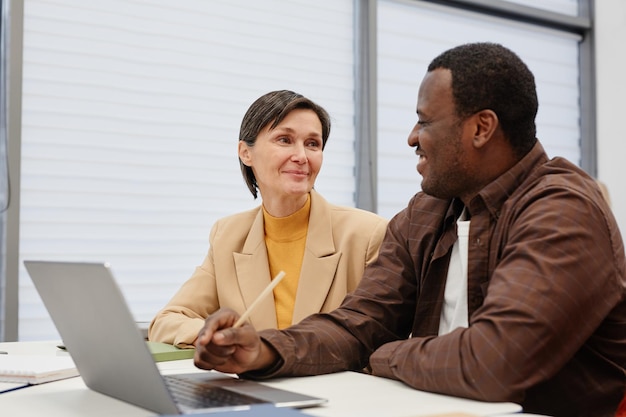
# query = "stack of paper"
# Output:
<box><xmin>0</xmin><ymin>355</ymin><xmax>78</xmax><ymax>385</ymax></box>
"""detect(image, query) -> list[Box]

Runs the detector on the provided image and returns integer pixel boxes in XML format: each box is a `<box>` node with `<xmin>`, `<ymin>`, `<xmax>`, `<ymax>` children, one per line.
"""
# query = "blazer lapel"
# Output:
<box><xmin>292</xmin><ymin>191</ymin><xmax>341</xmax><ymax>324</ymax></box>
<box><xmin>233</xmin><ymin>209</ymin><xmax>278</xmax><ymax>330</ymax></box>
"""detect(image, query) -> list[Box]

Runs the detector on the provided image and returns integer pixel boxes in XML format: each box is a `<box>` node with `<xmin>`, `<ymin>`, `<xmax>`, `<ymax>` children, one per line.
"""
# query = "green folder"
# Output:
<box><xmin>146</xmin><ymin>341</ymin><xmax>195</xmax><ymax>362</ymax></box>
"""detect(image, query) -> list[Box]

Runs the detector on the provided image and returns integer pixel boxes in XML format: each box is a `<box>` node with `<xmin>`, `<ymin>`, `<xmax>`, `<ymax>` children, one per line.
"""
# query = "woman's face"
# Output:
<box><xmin>238</xmin><ymin>108</ymin><xmax>323</xmax><ymax>211</ymax></box>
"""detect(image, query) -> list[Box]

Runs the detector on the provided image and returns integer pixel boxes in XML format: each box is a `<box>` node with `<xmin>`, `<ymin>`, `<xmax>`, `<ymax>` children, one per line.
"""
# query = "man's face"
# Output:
<box><xmin>407</xmin><ymin>68</ymin><xmax>477</xmax><ymax>201</ymax></box>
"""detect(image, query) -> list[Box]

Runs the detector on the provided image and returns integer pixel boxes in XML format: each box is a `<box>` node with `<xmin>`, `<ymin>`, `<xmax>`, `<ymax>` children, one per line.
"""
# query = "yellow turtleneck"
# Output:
<box><xmin>263</xmin><ymin>194</ymin><xmax>310</xmax><ymax>329</ymax></box>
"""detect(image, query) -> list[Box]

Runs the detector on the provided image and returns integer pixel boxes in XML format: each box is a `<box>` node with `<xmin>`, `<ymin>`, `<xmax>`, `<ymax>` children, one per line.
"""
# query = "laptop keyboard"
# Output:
<box><xmin>164</xmin><ymin>375</ymin><xmax>267</xmax><ymax>409</ymax></box>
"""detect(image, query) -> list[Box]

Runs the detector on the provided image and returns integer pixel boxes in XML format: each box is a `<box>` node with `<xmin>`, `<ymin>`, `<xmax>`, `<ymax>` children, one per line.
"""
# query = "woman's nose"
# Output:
<box><xmin>291</xmin><ymin>143</ymin><xmax>307</xmax><ymax>162</ymax></box>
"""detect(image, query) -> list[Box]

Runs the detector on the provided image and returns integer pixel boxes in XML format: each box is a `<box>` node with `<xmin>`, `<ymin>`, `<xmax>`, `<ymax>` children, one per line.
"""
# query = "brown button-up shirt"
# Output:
<box><xmin>253</xmin><ymin>142</ymin><xmax>626</xmax><ymax>417</ymax></box>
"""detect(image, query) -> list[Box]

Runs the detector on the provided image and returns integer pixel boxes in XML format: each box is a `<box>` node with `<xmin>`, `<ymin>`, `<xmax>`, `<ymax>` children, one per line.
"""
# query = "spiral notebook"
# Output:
<box><xmin>0</xmin><ymin>355</ymin><xmax>78</xmax><ymax>384</ymax></box>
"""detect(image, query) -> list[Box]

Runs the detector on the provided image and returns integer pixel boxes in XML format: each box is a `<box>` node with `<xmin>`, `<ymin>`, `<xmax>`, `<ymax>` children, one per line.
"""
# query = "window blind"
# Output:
<box><xmin>20</xmin><ymin>0</ymin><xmax>355</xmax><ymax>340</ymax></box>
<box><xmin>376</xmin><ymin>0</ymin><xmax>582</xmax><ymax>219</ymax></box>
<box><xmin>502</xmin><ymin>0</ymin><xmax>579</xmax><ymax>16</ymax></box>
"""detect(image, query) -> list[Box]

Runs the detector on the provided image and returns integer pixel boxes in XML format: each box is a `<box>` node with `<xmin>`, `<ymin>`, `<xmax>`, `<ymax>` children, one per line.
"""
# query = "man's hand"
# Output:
<box><xmin>193</xmin><ymin>308</ymin><xmax>277</xmax><ymax>374</ymax></box>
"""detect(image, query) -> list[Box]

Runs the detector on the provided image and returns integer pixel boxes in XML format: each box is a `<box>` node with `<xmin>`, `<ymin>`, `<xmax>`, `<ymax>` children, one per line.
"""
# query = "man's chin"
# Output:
<box><xmin>420</xmin><ymin>181</ymin><xmax>433</xmax><ymax>196</ymax></box>
<box><xmin>421</xmin><ymin>184</ymin><xmax>449</xmax><ymax>200</ymax></box>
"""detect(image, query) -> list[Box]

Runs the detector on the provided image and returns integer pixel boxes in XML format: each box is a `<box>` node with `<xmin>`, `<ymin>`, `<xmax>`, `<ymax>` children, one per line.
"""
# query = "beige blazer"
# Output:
<box><xmin>149</xmin><ymin>190</ymin><xmax>388</xmax><ymax>347</ymax></box>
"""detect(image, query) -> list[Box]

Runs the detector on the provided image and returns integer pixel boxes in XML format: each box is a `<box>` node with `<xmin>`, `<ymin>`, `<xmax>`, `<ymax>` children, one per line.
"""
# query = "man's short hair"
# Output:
<box><xmin>428</xmin><ymin>42</ymin><xmax>538</xmax><ymax>157</ymax></box>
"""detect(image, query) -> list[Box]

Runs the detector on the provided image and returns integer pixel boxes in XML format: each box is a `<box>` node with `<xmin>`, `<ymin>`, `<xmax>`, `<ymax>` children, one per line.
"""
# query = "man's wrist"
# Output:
<box><xmin>241</xmin><ymin>340</ymin><xmax>284</xmax><ymax>379</ymax></box>
<box><xmin>254</xmin><ymin>340</ymin><xmax>280</xmax><ymax>372</ymax></box>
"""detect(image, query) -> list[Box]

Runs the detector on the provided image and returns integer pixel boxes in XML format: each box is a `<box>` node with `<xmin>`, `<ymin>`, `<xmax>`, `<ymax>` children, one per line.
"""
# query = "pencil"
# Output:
<box><xmin>233</xmin><ymin>271</ymin><xmax>286</xmax><ymax>328</ymax></box>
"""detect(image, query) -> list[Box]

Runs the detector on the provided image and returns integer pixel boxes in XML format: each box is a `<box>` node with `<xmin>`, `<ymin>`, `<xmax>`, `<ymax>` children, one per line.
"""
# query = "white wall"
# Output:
<box><xmin>595</xmin><ymin>0</ymin><xmax>626</xmax><ymax>235</ymax></box>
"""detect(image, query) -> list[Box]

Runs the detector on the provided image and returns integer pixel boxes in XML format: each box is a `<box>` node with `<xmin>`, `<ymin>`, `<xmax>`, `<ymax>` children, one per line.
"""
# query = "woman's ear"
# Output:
<box><xmin>472</xmin><ymin>109</ymin><xmax>498</xmax><ymax>149</ymax></box>
<box><xmin>238</xmin><ymin>141</ymin><xmax>252</xmax><ymax>166</ymax></box>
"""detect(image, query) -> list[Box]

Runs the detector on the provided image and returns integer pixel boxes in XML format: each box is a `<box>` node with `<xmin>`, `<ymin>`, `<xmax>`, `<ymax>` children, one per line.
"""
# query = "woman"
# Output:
<box><xmin>149</xmin><ymin>90</ymin><xmax>387</xmax><ymax>347</ymax></box>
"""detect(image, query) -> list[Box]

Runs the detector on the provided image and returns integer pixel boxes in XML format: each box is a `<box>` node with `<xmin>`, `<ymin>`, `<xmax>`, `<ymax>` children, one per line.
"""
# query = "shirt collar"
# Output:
<box><xmin>469</xmin><ymin>141</ymin><xmax>549</xmax><ymax>219</ymax></box>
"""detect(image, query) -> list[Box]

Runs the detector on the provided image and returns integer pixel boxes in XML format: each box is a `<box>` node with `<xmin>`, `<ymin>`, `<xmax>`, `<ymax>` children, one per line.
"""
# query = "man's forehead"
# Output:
<box><xmin>419</xmin><ymin>69</ymin><xmax>452</xmax><ymax>93</ymax></box>
<box><xmin>417</xmin><ymin>69</ymin><xmax>453</xmax><ymax>111</ymax></box>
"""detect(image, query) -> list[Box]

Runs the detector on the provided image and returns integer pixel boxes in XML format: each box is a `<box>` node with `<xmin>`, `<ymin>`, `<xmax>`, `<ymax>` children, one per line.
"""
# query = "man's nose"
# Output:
<box><xmin>407</xmin><ymin>124</ymin><xmax>420</xmax><ymax>148</ymax></box>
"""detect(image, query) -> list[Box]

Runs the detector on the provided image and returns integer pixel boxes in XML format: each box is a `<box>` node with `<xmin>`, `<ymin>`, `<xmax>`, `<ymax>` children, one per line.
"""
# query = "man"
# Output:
<box><xmin>194</xmin><ymin>43</ymin><xmax>626</xmax><ymax>417</ymax></box>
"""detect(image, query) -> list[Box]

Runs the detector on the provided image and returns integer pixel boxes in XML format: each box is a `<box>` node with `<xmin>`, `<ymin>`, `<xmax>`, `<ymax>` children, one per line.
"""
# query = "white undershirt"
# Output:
<box><xmin>438</xmin><ymin>212</ymin><xmax>470</xmax><ymax>335</ymax></box>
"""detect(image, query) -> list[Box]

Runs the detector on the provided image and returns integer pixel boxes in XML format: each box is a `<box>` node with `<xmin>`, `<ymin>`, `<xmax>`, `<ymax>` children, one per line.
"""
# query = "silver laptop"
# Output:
<box><xmin>24</xmin><ymin>260</ymin><xmax>327</xmax><ymax>415</ymax></box>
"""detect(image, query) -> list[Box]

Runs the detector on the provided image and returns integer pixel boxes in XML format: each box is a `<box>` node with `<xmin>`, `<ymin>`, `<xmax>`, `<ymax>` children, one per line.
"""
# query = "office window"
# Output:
<box><xmin>0</xmin><ymin>1</ymin><xmax>6</xmax><ymax>217</ymax></box>
<box><xmin>10</xmin><ymin>0</ymin><xmax>591</xmax><ymax>341</ymax></box>
<box><xmin>376</xmin><ymin>0</ymin><xmax>582</xmax><ymax>219</ymax></box>
<box><xmin>19</xmin><ymin>0</ymin><xmax>355</xmax><ymax>340</ymax></box>
<box><xmin>501</xmin><ymin>0</ymin><xmax>580</xmax><ymax>16</ymax></box>
<box><xmin>0</xmin><ymin>0</ymin><xmax>6</xmax><ymax>340</ymax></box>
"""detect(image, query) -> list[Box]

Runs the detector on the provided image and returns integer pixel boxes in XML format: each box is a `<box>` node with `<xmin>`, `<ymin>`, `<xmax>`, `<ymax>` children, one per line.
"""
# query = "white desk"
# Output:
<box><xmin>0</xmin><ymin>341</ymin><xmax>522</xmax><ymax>417</ymax></box>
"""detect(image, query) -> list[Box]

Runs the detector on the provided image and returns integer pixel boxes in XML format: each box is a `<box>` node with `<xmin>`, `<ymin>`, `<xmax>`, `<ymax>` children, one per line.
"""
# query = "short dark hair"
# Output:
<box><xmin>428</xmin><ymin>42</ymin><xmax>538</xmax><ymax>157</ymax></box>
<box><xmin>238</xmin><ymin>90</ymin><xmax>331</xmax><ymax>199</ymax></box>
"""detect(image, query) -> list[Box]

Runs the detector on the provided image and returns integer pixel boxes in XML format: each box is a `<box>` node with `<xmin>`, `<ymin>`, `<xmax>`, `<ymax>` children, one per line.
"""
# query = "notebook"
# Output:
<box><xmin>24</xmin><ymin>260</ymin><xmax>327</xmax><ymax>415</ymax></box>
<box><xmin>58</xmin><ymin>341</ymin><xmax>197</xmax><ymax>362</ymax></box>
<box><xmin>146</xmin><ymin>341</ymin><xmax>196</xmax><ymax>362</ymax></box>
<box><xmin>0</xmin><ymin>354</ymin><xmax>78</xmax><ymax>384</ymax></box>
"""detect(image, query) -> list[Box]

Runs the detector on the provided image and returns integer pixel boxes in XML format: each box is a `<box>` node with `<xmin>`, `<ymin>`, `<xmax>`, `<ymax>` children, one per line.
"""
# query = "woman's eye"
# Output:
<box><xmin>306</xmin><ymin>140</ymin><xmax>321</xmax><ymax>148</ymax></box>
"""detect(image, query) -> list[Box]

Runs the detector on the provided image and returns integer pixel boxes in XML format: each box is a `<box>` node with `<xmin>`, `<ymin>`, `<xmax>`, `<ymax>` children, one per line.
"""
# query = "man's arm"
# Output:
<box><xmin>368</xmin><ymin>188</ymin><xmax>625</xmax><ymax>403</ymax></box>
<box><xmin>195</xmin><ymin>195</ymin><xmax>443</xmax><ymax>379</ymax></box>
<box><xmin>240</xmin><ymin>203</ymin><xmax>427</xmax><ymax>379</ymax></box>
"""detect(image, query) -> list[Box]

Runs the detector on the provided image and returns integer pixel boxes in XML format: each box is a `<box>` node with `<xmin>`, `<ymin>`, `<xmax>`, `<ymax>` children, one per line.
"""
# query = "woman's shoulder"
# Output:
<box><xmin>311</xmin><ymin>190</ymin><xmax>387</xmax><ymax>225</ymax></box>
<box><xmin>329</xmin><ymin>204</ymin><xmax>386</xmax><ymax>222</ymax></box>
<box><xmin>323</xmin><ymin>204</ymin><xmax>388</xmax><ymax>244</ymax></box>
<box><xmin>212</xmin><ymin>205</ymin><xmax>261</xmax><ymax>230</ymax></box>
<box><xmin>326</xmin><ymin>203</ymin><xmax>389</xmax><ymax>230</ymax></box>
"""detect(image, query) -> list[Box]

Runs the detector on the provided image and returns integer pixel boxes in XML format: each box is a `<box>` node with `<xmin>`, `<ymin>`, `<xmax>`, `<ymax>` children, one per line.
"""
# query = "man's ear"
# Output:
<box><xmin>238</xmin><ymin>141</ymin><xmax>252</xmax><ymax>166</ymax></box>
<box><xmin>472</xmin><ymin>109</ymin><xmax>498</xmax><ymax>149</ymax></box>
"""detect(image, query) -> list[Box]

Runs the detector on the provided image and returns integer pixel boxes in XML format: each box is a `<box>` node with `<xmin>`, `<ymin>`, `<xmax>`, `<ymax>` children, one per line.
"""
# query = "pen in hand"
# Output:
<box><xmin>233</xmin><ymin>271</ymin><xmax>286</xmax><ymax>328</ymax></box>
